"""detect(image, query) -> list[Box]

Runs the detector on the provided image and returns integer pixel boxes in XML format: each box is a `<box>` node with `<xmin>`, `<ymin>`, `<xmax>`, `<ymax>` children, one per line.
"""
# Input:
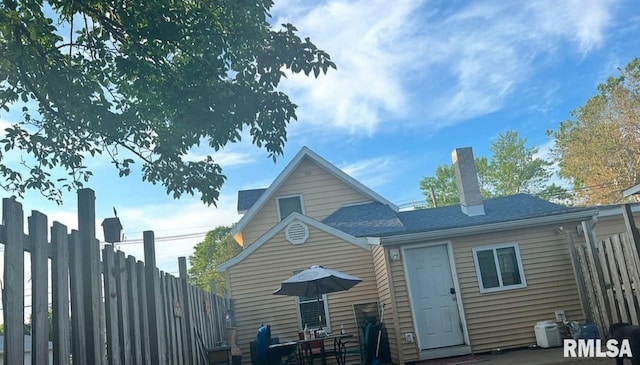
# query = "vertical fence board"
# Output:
<box><xmin>604</xmin><ymin>238</ymin><xmax>628</xmax><ymax>323</ymax></box>
<box><xmin>2</xmin><ymin>198</ymin><xmax>25</xmax><ymax>365</ymax></box>
<box><xmin>78</xmin><ymin>189</ymin><xmax>103</xmax><ymax>364</ymax></box>
<box><xmin>582</xmin><ymin>221</ymin><xmax>611</xmax><ymax>332</ymax></box>
<box><xmin>136</xmin><ymin>261</ymin><xmax>152</xmax><ymax>365</ymax></box>
<box><xmin>173</xmin><ymin>276</ymin><xmax>185</xmax><ymax>365</ymax></box>
<box><xmin>178</xmin><ymin>258</ymin><xmax>195</xmax><ymax>365</ymax></box>
<box><xmin>69</xmin><ymin>230</ymin><xmax>88</xmax><ymax>364</ymax></box>
<box><xmin>115</xmin><ymin>250</ymin><xmax>132</xmax><ymax>365</ymax></box>
<box><xmin>620</xmin><ymin>234</ymin><xmax>640</xmax><ymax>319</ymax></box>
<box><xmin>126</xmin><ymin>256</ymin><xmax>143</xmax><ymax>365</ymax></box>
<box><xmin>596</xmin><ymin>239</ymin><xmax>619</xmax><ymax>324</ymax></box>
<box><xmin>144</xmin><ymin>231</ymin><xmax>166</xmax><ymax>365</ymax></box>
<box><xmin>103</xmin><ymin>246</ymin><xmax>121</xmax><ymax>364</ymax></box>
<box><xmin>193</xmin><ymin>289</ymin><xmax>206</xmax><ymax>363</ymax></box>
<box><xmin>576</xmin><ymin>245</ymin><xmax>601</xmax><ymax>328</ymax></box>
<box><xmin>613</xmin><ymin>235</ymin><xmax>639</xmax><ymax>325</ymax></box>
<box><xmin>51</xmin><ymin>222</ymin><xmax>71</xmax><ymax>365</ymax></box>
<box><xmin>163</xmin><ymin>273</ymin><xmax>178</xmax><ymax>365</ymax></box>
<box><xmin>29</xmin><ymin>211</ymin><xmax>49</xmax><ymax>365</ymax></box>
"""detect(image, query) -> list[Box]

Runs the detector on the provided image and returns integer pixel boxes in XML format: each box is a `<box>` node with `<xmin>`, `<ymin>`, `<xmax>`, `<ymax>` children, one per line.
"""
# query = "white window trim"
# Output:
<box><xmin>295</xmin><ymin>294</ymin><xmax>331</xmax><ymax>333</ymax></box>
<box><xmin>472</xmin><ymin>242</ymin><xmax>527</xmax><ymax>293</ymax></box>
<box><xmin>276</xmin><ymin>194</ymin><xmax>305</xmax><ymax>221</ymax></box>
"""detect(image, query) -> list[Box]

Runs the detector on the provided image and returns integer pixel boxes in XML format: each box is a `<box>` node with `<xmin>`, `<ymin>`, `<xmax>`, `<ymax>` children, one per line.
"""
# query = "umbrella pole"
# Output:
<box><xmin>317</xmin><ymin>283</ymin><xmax>323</xmax><ymax>330</ymax></box>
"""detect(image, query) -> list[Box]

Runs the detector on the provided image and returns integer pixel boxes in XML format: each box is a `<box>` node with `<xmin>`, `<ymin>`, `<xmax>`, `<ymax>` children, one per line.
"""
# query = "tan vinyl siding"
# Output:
<box><xmin>371</xmin><ymin>246</ymin><xmax>401</xmax><ymax>365</ymax></box>
<box><xmin>388</xmin><ymin>222</ymin><xmax>585</xmax><ymax>358</ymax></box>
<box><xmin>227</xmin><ymin>225</ymin><xmax>378</xmax><ymax>365</ymax></box>
<box><xmin>454</xmin><ymin>223</ymin><xmax>584</xmax><ymax>352</ymax></box>
<box><xmin>242</xmin><ymin>157</ymin><xmax>371</xmax><ymax>245</ymax></box>
<box><xmin>387</xmin><ymin>254</ymin><xmax>419</xmax><ymax>363</ymax></box>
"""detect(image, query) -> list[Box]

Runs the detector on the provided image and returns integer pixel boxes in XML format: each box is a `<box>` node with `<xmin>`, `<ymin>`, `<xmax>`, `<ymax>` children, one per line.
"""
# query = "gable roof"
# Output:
<box><xmin>218</xmin><ymin>212</ymin><xmax>370</xmax><ymax>272</ymax></box>
<box><xmin>231</xmin><ymin>146</ymin><xmax>399</xmax><ymax>236</ymax></box>
<box><xmin>237</xmin><ymin>188</ymin><xmax>267</xmax><ymax>213</ymax></box>
<box><xmin>323</xmin><ymin>194</ymin><xmax>598</xmax><ymax>241</ymax></box>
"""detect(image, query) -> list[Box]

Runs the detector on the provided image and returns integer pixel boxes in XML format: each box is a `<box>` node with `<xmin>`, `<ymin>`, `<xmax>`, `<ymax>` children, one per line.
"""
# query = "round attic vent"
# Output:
<box><xmin>285</xmin><ymin>220</ymin><xmax>309</xmax><ymax>244</ymax></box>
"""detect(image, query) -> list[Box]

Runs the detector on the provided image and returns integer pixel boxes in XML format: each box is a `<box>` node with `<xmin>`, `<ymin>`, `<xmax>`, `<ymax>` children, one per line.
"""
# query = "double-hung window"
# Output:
<box><xmin>472</xmin><ymin>243</ymin><xmax>526</xmax><ymax>293</ymax></box>
<box><xmin>277</xmin><ymin>195</ymin><xmax>304</xmax><ymax>220</ymax></box>
<box><xmin>297</xmin><ymin>294</ymin><xmax>330</xmax><ymax>331</ymax></box>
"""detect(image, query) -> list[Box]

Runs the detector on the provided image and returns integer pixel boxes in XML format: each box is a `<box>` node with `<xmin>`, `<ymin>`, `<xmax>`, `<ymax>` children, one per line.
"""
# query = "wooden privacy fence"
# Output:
<box><xmin>1</xmin><ymin>189</ymin><xmax>233</xmax><ymax>365</ymax></box>
<box><xmin>572</xmin><ymin>206</ymin><xmax>640</xmax><ymax>336</ymax></box>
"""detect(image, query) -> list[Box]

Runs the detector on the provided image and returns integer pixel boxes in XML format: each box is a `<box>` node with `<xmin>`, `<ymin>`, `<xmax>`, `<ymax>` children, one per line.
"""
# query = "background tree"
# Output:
<box><xmin>420</xmin><ymin>130</ymin><xmax>569</xmax><ymax>208</ymax></box>
<box><xmin>0</xmin><ymin>0</ymin><xmax>336</xmax><ymax>205</ymax></box>
<box><xmin>549</xmin><ymin>58</ymin><xmax>640</xmax><ymax>205</ymax></box>
<box><xmin>188</xmin><ymin>225</ymin><xmax>241</xmax><ymax>295</ymax></box>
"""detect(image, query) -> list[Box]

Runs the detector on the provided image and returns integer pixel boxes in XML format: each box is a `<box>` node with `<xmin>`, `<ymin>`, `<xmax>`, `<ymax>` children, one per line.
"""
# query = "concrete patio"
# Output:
<box><xmin>417</xmin><ymin>347</ymin><xmax>613</xmax><ymax>365</ymax></box>
<box><xmin>481</xmin><ymin>347</ymin><xmax>611</xmax><ymax>365</ymax></box>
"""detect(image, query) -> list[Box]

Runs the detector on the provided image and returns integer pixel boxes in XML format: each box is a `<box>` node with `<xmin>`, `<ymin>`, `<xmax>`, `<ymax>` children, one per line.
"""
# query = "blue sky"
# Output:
<box><xmin>1</xmin><ymin>0</ymin><xmax>639</xmax><ymax>274</ymax></box>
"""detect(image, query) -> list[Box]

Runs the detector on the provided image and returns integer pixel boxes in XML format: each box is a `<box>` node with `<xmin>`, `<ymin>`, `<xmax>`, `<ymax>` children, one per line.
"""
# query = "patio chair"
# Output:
<box><xmin>335</xmin><ymin>338</ymin><xmax>365</xmax><ymax>365</ymax></box>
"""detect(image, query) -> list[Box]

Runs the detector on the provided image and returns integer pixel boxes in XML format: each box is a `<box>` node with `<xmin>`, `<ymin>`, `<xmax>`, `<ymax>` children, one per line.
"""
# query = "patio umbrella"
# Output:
<box><xmin>273</xmin><ymin>265</ymin><xmax>362</xmax><ymax>329</ymax></box>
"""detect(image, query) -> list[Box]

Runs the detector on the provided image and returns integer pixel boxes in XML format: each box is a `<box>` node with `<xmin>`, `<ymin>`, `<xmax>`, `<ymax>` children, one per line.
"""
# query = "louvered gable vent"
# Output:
<box><xmin>285</xmin><ymin>221</ymin><xmax>309</xmax><ymax>244</ymax></box>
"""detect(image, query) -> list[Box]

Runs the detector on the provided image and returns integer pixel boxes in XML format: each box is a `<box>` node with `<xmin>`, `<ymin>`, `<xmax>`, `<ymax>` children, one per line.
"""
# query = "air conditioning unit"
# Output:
<box><xmin>534</xmin><ymin>321</ymin><xmax>562</xmax><ymax>348</ymax></box>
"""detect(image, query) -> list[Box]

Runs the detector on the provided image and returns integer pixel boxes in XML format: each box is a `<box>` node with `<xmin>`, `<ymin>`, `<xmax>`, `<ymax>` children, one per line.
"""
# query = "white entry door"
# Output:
<box><xmin>405</xmin><ymin>245</ymin><xmax>464</xmax><ymax>350</ymax></box>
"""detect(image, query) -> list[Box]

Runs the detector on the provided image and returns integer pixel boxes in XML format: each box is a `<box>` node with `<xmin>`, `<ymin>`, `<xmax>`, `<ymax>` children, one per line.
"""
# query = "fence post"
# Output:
<box><xmin>623</xmin><ymin>204</ymin><xmax>640</xmax><ymax>259</ymax></box>
<box><xmin>29</xmin><ymin>210</ymin><xmax>49</xmax><ymax>365</ymax></box>
<box><xmin>179</xmin><ymin>257</ymin><xmax>195</xmax><ymax>365</ymax></box>
<box><xmin>144</xmin><ymin>231</ymin><xmax>166</xmax><ymax>364</ymax></box>
<box><xmin>2</xmin><ymin>198</ymin><xmax>25</xmax><ymax>365</ymax></box>
<box><xmin>51</xmin><ymin>222</ymin><xmax>71</xmax><ymax>365</ymax></box>
<box><xmin>78</xmin><ymin>188</ymin><xmax>103</xmax><ymax>364</ymax></box>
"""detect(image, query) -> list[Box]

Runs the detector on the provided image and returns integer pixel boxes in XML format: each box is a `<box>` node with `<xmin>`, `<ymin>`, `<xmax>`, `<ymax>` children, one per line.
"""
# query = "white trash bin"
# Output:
<box><xmin>534</xmin><ymin>321</ymin><xmax>562</xmax><ymax>348</ymax></box>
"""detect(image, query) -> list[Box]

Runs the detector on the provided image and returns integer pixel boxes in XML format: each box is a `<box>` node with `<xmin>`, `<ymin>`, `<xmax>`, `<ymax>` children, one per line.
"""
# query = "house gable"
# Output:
<box><xmin>218</xmin><ymin>212</ymin><xmax>370</xmax><ymax>272</ymax></box>
<box><xmin>233</xmin><ymin>146</ymin><xmax>398</xmax><ymax>246</ymax></box>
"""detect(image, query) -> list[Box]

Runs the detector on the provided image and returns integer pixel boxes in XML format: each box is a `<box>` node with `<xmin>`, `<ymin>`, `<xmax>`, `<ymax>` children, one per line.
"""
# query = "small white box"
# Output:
<box><xmin>534</xmin><ymin>321</ymin><xmax>561</xmax><ymax>348</ymax></box>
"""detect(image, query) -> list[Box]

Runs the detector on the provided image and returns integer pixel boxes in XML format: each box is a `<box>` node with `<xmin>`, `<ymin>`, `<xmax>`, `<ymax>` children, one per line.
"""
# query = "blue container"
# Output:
<box><xmin>580</xmin><ymin>322</ymin><xmax>599</xmax><ymax>339</ymax></box>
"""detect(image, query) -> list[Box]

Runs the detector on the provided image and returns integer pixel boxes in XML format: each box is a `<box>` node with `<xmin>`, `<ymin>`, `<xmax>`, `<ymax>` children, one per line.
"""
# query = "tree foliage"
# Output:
<box><xmin>188</xmin><ymin>225</ymin><xmax>241</xmax><ymax>295</ymax></box>
<box><xmin>0</xmin><ymin>0</ymin><xmax>336</xmax><ymax>205</ymax></box>
<box><xmin>420</xmin><ymin>130</ymin><xmax>568</xmax><ymax>208</ymax></box>
<box><xmin>548</xmin><ymin>58</ymin><xmax>640</xmax><ymax>205</ymax></box>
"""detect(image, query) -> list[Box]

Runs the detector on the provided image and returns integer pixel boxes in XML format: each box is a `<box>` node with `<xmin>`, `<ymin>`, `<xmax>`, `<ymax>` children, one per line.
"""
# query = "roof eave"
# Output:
<box><xmin>623</xmin><ymin>183</ymin><xmax>640</xmax><ymax>198</ymax></box>
<box><xmin>596</xmin><ymin>202</ymin><xmax>640</xmax><ymax>217</ymax></box>
<box><xmin>378</xmin><ymin>209</ymin><xmax>599</xmax><ymax>245</ymax></box>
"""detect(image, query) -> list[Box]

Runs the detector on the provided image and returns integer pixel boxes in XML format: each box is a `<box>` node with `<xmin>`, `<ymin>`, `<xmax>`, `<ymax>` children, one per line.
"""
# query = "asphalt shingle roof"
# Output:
<box><xmin>322</xmin><ymin>194</ymin><xmax>592</xmax><ymax>237</ymax></box>
<box><xmin>237</xmin><ymin>188</ymin><xmax>267</xmax><ymax>212</ymax></box>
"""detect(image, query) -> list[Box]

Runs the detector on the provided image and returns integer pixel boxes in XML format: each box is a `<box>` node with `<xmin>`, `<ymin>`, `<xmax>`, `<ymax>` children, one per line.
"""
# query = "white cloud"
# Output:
<box><xmin>528</xmin><ymin>0</ymin><xmax>615</xmax><ymax>53</ymax></box>
<box><xmin>274</xmin><ymin>0</ymin><xmax>424</xmax><ymax>135</ymax></box>
<box><xmin>271</xmin><ymin>0</ymin><xmax>619</xmax><ymax>135</ymax></box>
<box><xmin>340</xmin><ymin>155</ymin><xmax>400</xmax><ymax>189</ymax></box>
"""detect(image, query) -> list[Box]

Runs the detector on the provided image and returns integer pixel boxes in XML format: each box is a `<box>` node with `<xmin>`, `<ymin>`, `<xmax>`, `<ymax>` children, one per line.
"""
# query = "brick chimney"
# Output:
<box><xmin>452</xmin><ymin>147</ymin><xmax>485</xmax><ymax>216</ymax></box>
